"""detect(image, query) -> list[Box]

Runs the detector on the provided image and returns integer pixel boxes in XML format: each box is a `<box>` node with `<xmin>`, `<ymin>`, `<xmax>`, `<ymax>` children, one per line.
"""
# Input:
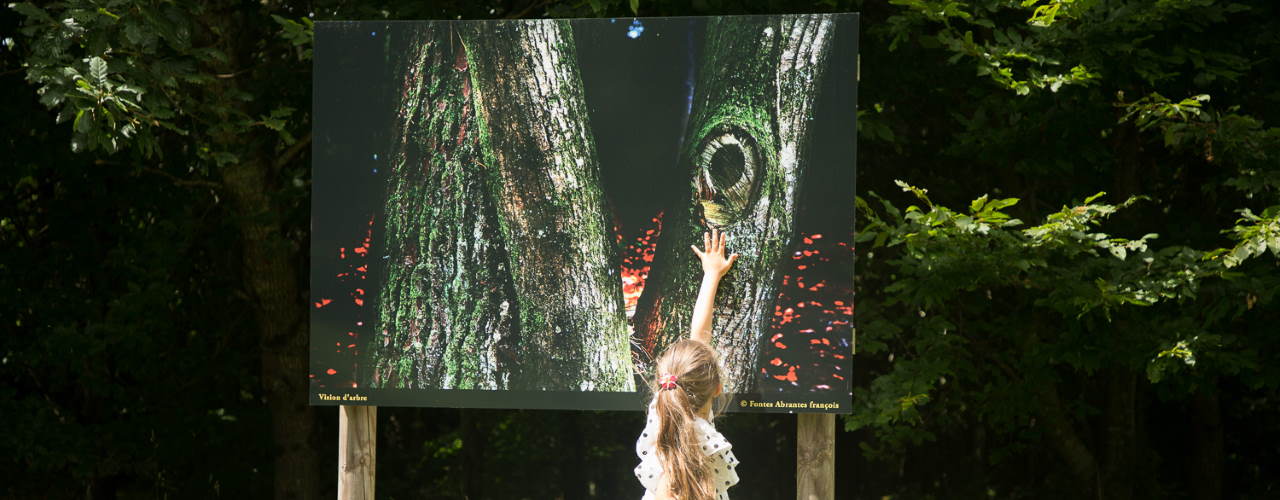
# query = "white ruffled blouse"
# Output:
<box><xmin>634</xmin><ymin>402</ymin><xmax>740</xmax><ymax>500</ymax></box>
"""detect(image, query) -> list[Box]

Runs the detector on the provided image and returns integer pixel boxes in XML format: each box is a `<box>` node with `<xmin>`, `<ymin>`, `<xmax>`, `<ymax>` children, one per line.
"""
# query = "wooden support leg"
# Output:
<box><xmin>797</xmin><ymin>413</ymin><xmax>835</xmax><ymax>500</ymax></box>
<box><xmin>338</xmin><ymin>405</ymin><xmax>376</xmax><ymax>500</ymax></box>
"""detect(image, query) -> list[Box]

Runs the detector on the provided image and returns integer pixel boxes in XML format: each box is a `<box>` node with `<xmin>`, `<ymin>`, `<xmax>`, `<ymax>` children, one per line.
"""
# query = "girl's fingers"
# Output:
<box><xmin>699</xmin><ymin>228</ymin><xmax>736</xmax><ymax>260</ymax></box>
<box><xmin>728</xmin><ymin>253</ymin><xmax>739</xmax><ymax>266</ymax></box>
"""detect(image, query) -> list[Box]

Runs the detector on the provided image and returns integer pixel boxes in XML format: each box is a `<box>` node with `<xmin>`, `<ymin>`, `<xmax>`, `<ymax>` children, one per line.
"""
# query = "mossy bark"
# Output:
<box><xmin>632</xmin><ymin>15</ymin><xmax>837</xmax><ymax>391</ymax></box>
<box><xmin>371</xmin><ymin>21</ymin><xmax>633</xmax><ymax>391</ymax></box>
<box><xmin>463</xmin><ymin>20</ymin><xmax>632</xmax><ymax>391</ymax></box>
<box><xmin>371</xmin><ymin>24</ymin><xmax>518</xmax><ymax>390</ymax></box>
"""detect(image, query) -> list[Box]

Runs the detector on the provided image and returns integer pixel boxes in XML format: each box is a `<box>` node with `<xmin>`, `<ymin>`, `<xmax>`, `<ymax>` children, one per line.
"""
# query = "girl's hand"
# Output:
<box><xmin>690</xmin><ymin>228</ymin><xmax>739</xmax><ymax>278</ymax></box>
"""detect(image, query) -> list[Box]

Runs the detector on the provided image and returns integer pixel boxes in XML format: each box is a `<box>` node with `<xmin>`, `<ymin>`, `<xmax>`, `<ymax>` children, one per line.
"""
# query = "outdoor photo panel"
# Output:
<box><xmin>310</xmin><ymin>14</ymin><xmax>857</xmax><ymax>413</ymax></box>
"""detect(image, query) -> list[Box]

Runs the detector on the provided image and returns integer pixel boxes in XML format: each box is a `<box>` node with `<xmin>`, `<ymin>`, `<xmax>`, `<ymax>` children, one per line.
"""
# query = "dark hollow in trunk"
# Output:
<box><xmin>632</xmin><ymin>15</ymin><xmax>837</xmax><ymax>392</ymax></box>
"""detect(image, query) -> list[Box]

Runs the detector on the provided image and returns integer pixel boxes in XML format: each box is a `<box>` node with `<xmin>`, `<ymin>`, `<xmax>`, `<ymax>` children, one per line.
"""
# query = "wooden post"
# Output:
<box><xmin>797</xmin><ymin>413</ymin><xmax>835</xmax><ymax>500</ymax></box>
<box><xmin>338</xmin><ymin>405</ymin><xmax>376</xmax><ymax>500</ymax></box>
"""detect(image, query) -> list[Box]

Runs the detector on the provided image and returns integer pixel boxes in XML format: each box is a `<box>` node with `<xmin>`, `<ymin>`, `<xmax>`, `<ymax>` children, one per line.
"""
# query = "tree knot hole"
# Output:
<box><xmin>696</xmin><ymin>126</ymin><xmax>761</xmax><ymax>226</ymax></box>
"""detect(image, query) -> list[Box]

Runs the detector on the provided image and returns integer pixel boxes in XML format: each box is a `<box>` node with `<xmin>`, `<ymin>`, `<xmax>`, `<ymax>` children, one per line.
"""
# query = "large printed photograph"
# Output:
<box><xmin>311</xmin><ymin>14</ymin><xmax>857</xmax><ymax>412</ymax></box>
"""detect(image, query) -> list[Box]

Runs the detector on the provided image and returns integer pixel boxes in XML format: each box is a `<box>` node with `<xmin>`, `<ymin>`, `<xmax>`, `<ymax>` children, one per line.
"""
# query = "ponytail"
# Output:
<box><xmin>652</xmin><ymin>340</ymin><xmax>722</xmax><ymax>500</ymax></box>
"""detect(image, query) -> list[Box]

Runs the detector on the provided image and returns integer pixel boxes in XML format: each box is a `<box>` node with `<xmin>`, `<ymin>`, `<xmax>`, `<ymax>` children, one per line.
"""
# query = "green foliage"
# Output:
<box><xmin>850</xmin><ymin>177</ymin><xmax>1278</xmax><ymax>494</ymax></box>
<box><xmin>1022</xmin><ymin>0</ymin><xmax>1093</xmax><ymax>28</ymax></box>
<box><xmin>272</xmin><ymin>14</ymin><xmax>315</xmax><ymax>60</ymax></box>
<box><xmin>4</xmin><ymin>0</ymin><xmax>318</xmax><ymax>496</ymax></box>
<box><xmin>1147</xmin><ymin>337</ymin><xmax>1196</xmax><ymax>383</ymax></box>
<box><xmin>859</xmin><ymin>183</ymin><xmax>1213</xmax><ymax>319</ymax></box>
<box><xmin>15</xmin><ymin>1</ymin><xmax>202</xmax><ymax>156</ymax></box>
<box><xmin>0</xmin><ymin>111</ymin><xmax>270</xmax><ymax>496</ymax></box>
<box><xmin>885</xmin><ymin>0</ymin><xmax>1102</xmax><ymax>94</ymax></box>
<box><xmin>13</xmin><ymin>1</ymin><xmax>310</xmax><ymax>164</ymax></box>
<box><xmin>1212</xmin><ymin>206</ymin><xmax>1280</xmax><ymax>268</ymax></box>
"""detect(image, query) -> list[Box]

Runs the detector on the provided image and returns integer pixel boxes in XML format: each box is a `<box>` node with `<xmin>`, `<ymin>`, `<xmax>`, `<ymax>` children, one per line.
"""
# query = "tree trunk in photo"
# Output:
<box><xmin>463</xmin><ymin>20</ymin><xmax>633</xmax><ymax>391</ymax></box>
<box><xmin>371</xmin><ymin>24</ymin><xmax>519</xmax><ymax>390</ymax></box>
<box><xmin>372</xmin><ymin>21</ymin><xmax>634</xmax><ymax>391</ymax></box>
<box><xmin>633</xmin><ymin>15</ymin><xmax>837</xmax><ymax>391</ymax></box>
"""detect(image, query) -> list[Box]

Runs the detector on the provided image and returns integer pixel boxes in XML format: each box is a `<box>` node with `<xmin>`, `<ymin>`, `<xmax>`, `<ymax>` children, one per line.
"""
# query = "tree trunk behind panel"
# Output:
<box><xmin>222</xmin><ymin>157</ymin><xmax>319</xmax><ymax>499</ymax></box>
<box><xmin>209</xmin><ymin>14</ymin><xmax>320</xmax><ymax>498</ymax></box>
<box><xmin>633</xmin><ymin>15</ymin><xmax>837</xmax><ymax>391</ymax></box>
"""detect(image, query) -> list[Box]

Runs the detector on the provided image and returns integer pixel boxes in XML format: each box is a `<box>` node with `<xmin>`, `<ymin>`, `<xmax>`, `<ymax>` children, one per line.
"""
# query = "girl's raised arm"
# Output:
<box><xmin>688</xmin><ymin>228</ymin><xmax>739</xmax><ymax>345</ymax></box>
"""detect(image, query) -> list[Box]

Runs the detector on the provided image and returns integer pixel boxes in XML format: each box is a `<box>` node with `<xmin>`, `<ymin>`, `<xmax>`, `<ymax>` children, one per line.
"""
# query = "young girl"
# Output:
<box><xmin>635</xmin><ymin>228</ymin><xmax>741</xmax><ymax>500</ymax></box>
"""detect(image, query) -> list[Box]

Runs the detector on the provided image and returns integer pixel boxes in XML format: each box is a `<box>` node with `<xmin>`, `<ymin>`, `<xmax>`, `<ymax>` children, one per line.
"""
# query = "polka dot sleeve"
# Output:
<box><xmin>634</xmin><ymin>403</ymin><xmax>739</xmax><ymax>499</ymax></box>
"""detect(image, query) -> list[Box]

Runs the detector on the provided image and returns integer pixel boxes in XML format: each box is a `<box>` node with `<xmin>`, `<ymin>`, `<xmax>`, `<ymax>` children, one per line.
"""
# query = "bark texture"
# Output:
<box><xmin>372</xmin><ymin>24</ymin><xmax>518</xmax><ymax>389</ymax></box>
<box><xmin>371</xmin><ymin>21</ymin><xmax>633</xmax><ymax>391</ymax></box>
<box><xmin>464</xmin><ymin>20</ymin><xmax>632</xmax><ymax>391</ymax></box>
<box><xmin>633</xmin><ymin>15</ymin><xmax>837</xmax><ymax>391</ymax></box>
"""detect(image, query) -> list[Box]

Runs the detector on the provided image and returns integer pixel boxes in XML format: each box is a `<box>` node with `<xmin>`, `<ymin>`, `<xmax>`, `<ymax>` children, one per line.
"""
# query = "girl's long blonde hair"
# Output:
<box><xmin>652</xmin><ymin>339</ymin><xmax>723</xmax><ymax>500</ymax></box>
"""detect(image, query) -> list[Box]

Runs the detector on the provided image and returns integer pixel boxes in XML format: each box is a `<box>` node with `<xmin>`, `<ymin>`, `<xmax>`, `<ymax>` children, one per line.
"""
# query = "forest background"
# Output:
<box><xmin>2</xmin><ymin>0</ymin><xmax>1278</xmax><ymax>499</ymax></box>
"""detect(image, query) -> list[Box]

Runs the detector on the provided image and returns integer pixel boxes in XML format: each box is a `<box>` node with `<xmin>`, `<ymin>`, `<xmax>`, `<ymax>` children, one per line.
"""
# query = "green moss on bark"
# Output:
<box><xmin>463</xmin><ymin>20</ymin><xmax>634</xmax><ymax>391</ymax></box>
<box><xmin>633</xmin><ymin>15</ymin><xmax>837</xmax><ymax>392</ymax></box>
<box><xmin>371</xmin><ymin>21</ymin><xmax>635</xmax><ymax>392</ymax></box>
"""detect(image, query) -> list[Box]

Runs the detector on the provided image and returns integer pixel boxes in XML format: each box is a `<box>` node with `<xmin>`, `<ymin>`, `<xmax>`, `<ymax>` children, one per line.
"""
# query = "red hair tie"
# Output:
<box><xmin>659</xmin><ymin>373</ymin><xmax>679</xmax><ymax>390</ymax></box>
